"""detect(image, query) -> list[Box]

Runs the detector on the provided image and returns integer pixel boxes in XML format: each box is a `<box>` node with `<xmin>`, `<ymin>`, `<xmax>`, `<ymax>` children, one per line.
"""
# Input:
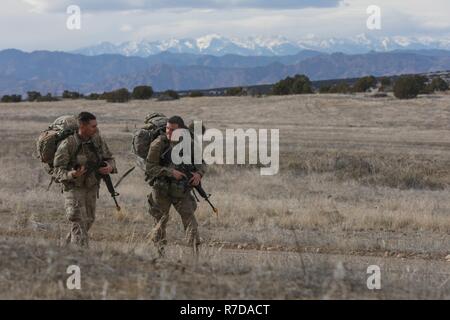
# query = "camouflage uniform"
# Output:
<box><xmin>53</xmin><ymin>132</ymin><xmax>117</xmax><ymax>247</ymax></box>
<box><xmin>145</xmin><ymin>134</ymin><xmax>206</xmax><ymax>248</ymax></box>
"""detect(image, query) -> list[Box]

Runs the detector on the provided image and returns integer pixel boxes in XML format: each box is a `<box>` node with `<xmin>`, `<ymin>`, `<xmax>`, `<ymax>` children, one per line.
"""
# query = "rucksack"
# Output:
<box><xmin>36</xmin><ymin>115</ymin><xmax>79</xmax><ymax>173</ymax></box>
<box><xmin>36</xmin><ymin>115</ymin><xmax>102</xmax><ymax>173</ymax></box>
<box><xmin>131</xmin><ymin>114</ymin><xmax>206</xmax><ymax>171</ymax></box>
<box><xmin>131</xmin><ymin>113</ymin><xmax>168</xmax><ymax>169</ymax></box>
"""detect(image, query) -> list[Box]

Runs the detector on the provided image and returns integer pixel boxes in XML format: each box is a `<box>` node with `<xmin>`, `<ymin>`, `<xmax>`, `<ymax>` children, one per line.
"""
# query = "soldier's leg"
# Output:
<box><xmin>83</xmin><ymin>186</ymin><xmax>98</xmax><ymax>246</ymax></box>
<box><xmin>85</xmin><ymin>186</ymin><xmax>97</xmax><ymax>231</ymax></box>
<box><xmin>173</xmin><ymin>193</ymin><xmax>200</xmax><ymax>248</ymax></box>
<box><xmin>64</xmin><ymin>188</ymin><xmax>89</xmax><ymax>247</ymax></box>
<box><xmin>147</xmin><ymin>187</ymin><xmax>171</xmax><ymax>246</ymax></box>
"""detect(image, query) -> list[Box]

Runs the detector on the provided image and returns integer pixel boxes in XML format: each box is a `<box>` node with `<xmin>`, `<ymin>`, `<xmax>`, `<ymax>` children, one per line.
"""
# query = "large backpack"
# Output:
<box><xmin>36</xmin><ymin>115</ymin><xmax>102</xmax><ymax>172</ymax></box>
<box><xmin>131</xmin><ymin>113</ymin><xmax>168</xmax><ymax>170</ymax></box>
<box><xmin>36</xmin><ymin>115</ymin><xmax>79</xmax><ymax>173</ymax></box>
<box><xmin>131</xmin><ymin>114</ymin><xmax>206</xmax><ymax>171</ymax></box>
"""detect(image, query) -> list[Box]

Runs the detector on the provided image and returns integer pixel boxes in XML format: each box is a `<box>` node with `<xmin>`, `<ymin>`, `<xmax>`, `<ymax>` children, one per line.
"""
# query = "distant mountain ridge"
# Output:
<box><xmin>1</xmin><ymin>48</ymin><xmax>450</xmax><ymax>95</ymax></box>
<box><xmin>73</xmin><ymin>34</ymin><xmax>450</xmax><ymax>57</ymax></box>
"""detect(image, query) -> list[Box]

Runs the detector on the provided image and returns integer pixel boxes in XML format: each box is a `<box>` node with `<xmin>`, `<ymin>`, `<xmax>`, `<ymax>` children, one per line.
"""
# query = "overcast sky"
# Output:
<box><xmin>1</xmin><ymin>0</ymin><xmax>450</xmax><ymax>51</ymax></box>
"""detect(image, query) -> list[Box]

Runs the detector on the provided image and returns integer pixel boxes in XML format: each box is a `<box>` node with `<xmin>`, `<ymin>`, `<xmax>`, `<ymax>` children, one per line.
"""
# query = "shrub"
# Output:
<box><xmin>353</xmin><ymin>75</ymin><xmax>377</xmax><ymax>92</ymax></box>
<box><xmin>291</xmin><ymin>75</ymin><xmax>313</xmax><ymax>94</ymax></box>
<box><xmin>27</xmin><ymin>91</ymin><xmax>42</xmax><ymax>102</ymax></box>
<box><xmin>132</xmin><ymin>85</ymin><xmax>153</xmax><ymax>100</ymax></box>
<box><xmin>393</xmin><ymin>76</ymin><xmax>424</xmax><ymax>99</ymax></box>
<box><xmin>272</xmin><ymin>79</ymin><xmax>291</xmax><ymax>95</ymax></box>
<box><xmin>164</xmin><ymin>90</ymin><xmax>180</xmax><ymax>99</ymax></box>
<box><xmin>105</xmin><ymin>88</ymin><xmax>131</xmax><ymax>103</ymax></box>
<box><xmin>272</xmin><ymin>74</ymin><xmax>312</xmax><ymax>95</ymax></box>
<box><xmin>157</xmin><ymin>90</ymin><xmax>180</xmax><ymax>101</ymax></box>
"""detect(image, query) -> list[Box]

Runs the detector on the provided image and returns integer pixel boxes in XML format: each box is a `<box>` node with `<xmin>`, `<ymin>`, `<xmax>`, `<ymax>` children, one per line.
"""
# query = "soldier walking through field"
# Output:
<box><xmin>53</xmin><ymin>112</ymin><xmax>117</xmax><ymax>247</ymax></box>
<box><xmin>145</xmin><ymin>115</ymin><xmax>206</xmax><ymax>255</ymax></box>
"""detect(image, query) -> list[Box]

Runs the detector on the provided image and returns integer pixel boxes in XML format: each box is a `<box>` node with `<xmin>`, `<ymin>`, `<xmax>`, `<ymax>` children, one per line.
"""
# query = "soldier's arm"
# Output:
<box><xmin>53</xmin><ymin>139</ymin><xmax>76</xmax><ymax>182</ymax></box>
<box><xmin>146</xmin><ymin>137</ymin><xmax>173</xmax><ymax>181</ymax></box>
<box><xmin>100</xmin><ymin>137</ymin><xmax>118</xmax><ymax>174</ymax></box>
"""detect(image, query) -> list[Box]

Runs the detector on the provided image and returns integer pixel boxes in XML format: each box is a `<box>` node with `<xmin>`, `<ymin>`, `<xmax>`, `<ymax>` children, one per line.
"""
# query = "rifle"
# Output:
<box><xmin>79</xmin><ymin>137</ymin><xmax>122</xmax><ymax>212</ymax></box>
<box><xmin>176</xmin><ymin>163</ymin><xmax>218</xmax><ymax>215</ymax></box>
<box><xmin>83</xmin><ymin>160</ymin><xmax>121</xmax><ymax>212</ymax></box>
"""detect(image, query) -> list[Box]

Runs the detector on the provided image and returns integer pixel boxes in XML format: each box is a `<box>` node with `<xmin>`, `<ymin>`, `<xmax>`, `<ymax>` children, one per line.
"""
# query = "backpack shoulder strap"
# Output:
<box><xmin>66</xmin><ymin>134</ymin><xmax>83</xmax><ymax>163</ymax></box>
<box><xmin>90</xmin><ymin>135</ymin><xmax>103</xmax><ymax>161</ymax></box>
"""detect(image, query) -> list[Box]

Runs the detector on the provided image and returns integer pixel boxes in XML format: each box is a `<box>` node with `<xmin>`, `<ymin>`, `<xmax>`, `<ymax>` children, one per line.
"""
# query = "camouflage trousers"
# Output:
<box><xmin>147</xmin><ymin>185</ymin><xmax>200</xmax><ymax>248</ymax></box>
<box><xmin>63</xmin><ymin>186</ymin><xmax>98</xmax><ymax>247</ymax></box>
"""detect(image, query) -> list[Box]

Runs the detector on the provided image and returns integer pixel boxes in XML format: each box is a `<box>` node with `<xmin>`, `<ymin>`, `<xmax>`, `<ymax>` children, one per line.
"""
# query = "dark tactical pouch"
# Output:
<box><xmin>153</xmin><ymin>178</ymin><xmax>170</xmax><ymax>194</ymax></box>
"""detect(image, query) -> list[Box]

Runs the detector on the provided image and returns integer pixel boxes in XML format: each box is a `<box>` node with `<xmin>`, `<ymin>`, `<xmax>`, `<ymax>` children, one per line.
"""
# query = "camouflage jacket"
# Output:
<box><xmin>53</xmin><ymin>132</ymin><xmax>117</xmax><ymax>190</ymax></box>
<box><xmin>145</xmin><ymin>134</ymin><xmax>206</xmax><ymax>186</ymax></box>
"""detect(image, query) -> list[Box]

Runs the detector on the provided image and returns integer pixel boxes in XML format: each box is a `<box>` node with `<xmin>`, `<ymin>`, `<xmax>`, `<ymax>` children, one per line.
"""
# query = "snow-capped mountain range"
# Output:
<box><xmin>3</xmin><ymin>47</ymin><xmax>450</xmax><ymax>95</ymax></box>
<box><xmin>73</xmin><ymin>33</ymin><xmax>450</xmax><ymax>57</ymax></box>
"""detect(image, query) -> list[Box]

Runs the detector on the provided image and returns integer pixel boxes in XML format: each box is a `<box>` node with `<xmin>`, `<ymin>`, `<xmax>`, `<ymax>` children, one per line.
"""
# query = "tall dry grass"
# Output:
<box><xmin>0</xmin><ymin>93</ymin><xmax>449</xmax><ymax>299</ymax></box>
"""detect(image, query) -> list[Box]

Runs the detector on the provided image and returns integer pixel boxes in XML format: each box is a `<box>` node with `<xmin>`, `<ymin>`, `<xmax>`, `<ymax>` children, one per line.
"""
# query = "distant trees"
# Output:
<box><xmin>85</xmin><ymin>93</ymin><xmax>100</xmax><ymax>100</ymax></box>
<box><xmin>1</xmin><ymin>94</ymin><xmax>22</xmax><ymax>102</ymax></box>
<box><xmin>226</xmin><ymin>87</ymin><xmax>245</xmax><ymax>96</ymax></box>
<box><xmin>189</xmin><ymin>91</ymin><xmax>204</xmax><ymax>97</ymax></box>
<box><xmin>318</xmin><ymin>85</ymin><xmax>332</xmax><ymax>93</ymax></box>
<box><xmin>272</xmin><ymin>74</ymin><xmax>313</xmax><ymax>95</ymax></box>
<box><xmin>132</xmin><ymin>85</ymin><xmax>154</xmax><ymax>100</ymax></box>
<box><xmin>2</xmin><ymin>85</ymin><xmax>168</xmax><ymax>103</ymax></box>
<box><xmin>25</xmin><ymin>91</ymin><xmax>58</xmax><ymax>102</ymax></box>
<box><xmin>413</xmin><ymin>75</ymin><xmax>429</xmax><ymax>94</ymax></box>
<box><xmin>378</xmin><ymin>77</ymin><xmax>392</xmax><ymax>92</ymax></box>
<box><xmin>27</xmin><ymin>91</ymin><xmax>42</xmax><ymax>102</ymax></box>
<box><xmin>329</xmin><ymin>82</ymin><xmax>351</xmax><ymax>94</ymax></box>
<box><xmin>318</xmin><ymin>75</ymin><xmax>403</xmax><ymax>94</ymax></box>
<box><xmin>391</xmin><ymin>74</ymin><xmax>449</xmax><ymax>99</ymax></box>
<box><xmin>36</xmin><ymin>93</ymin><xmax>59</xmax><ymax>102</ymax></box>
<box><xmin>380</xmin><ymin>77</ymin><xmax>391</xmax><ymax>87</ymax></box>
<box><xmin>2</xmin><ymin>75</ymin><xmax>446</xmax><ymax>104</ymax></box>
<box><xmin>80</xmin><ymin>85</ymin><xmax>155</xmax><ymax>102</ymax></box>
<box><xmin>317</xmin><ymin>74</ymin><xmax>449</xmax><ymax>98</ymax></box>
<box><xmin>427</xmin><ymin>77</ymin><xmax>449</xmax><ymax>92</ymax></box>
<box><xmin>62</xmin><ymin>90</ymin><xmax>82</xmax><ymax>99</ymax></box>
<box><xmin>1</xmin><ymin>91</ymin><xmax>61</xmax><ymax>103</ymax></box>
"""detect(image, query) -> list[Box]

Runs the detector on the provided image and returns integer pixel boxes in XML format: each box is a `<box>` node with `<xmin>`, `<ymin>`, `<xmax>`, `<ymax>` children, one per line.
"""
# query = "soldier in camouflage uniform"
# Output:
<box><xmin>53</xmin><ymin>112</ymin><xmax>117</xmax><ymax>247</ymax></box>
<box><xmin>146</xmin><ymin>116</ymin><xmax>206</xmax><ymax>253</ymax></box>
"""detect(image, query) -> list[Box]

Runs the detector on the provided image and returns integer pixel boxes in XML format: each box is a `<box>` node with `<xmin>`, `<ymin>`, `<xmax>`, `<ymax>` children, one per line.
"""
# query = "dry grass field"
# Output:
<box><xmin>0</xmin><ymin>93</ymin><xmax>449</xmax><ymax>299</ymax></box>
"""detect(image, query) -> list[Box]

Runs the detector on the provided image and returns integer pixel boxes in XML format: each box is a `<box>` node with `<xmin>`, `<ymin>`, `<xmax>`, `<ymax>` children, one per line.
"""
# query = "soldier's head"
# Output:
<box><xmin>77</xmin><ymin>112</ymin><xmax>97</xmax><ymax>138</ymax></box>
<box><xmin>166</xmin><ymin>115</ymin><xmax>185</xmax><ymax>140</ymax></box>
